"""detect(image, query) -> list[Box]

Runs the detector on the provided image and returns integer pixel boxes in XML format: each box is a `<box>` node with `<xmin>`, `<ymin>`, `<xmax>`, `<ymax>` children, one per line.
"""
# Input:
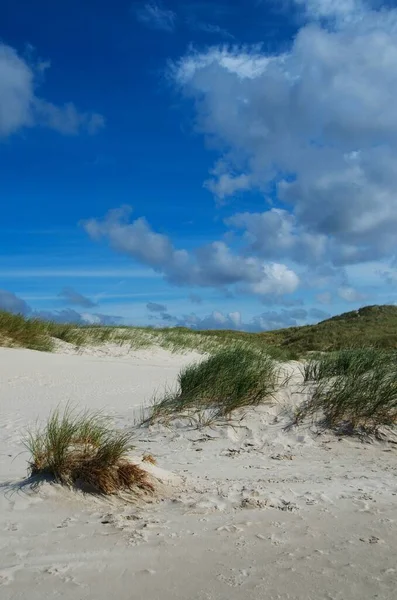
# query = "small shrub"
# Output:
<box><xmin>145</xmin><ymin>344</ymin><xmax>279</xmax><ymax>425</ymax></box>
<box><xmin>25</xmin><ymin>406</ymin><xmax>153</xmax><ymax>494</ymax></box>
<box><xmin>298</xmin><ymin>349</ymin><xmax>397</xmax><ymax>432</ymax></box>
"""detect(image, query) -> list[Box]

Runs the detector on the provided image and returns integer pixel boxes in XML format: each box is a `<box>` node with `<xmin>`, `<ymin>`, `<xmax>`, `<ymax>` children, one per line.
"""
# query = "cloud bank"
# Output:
<box><xmin>0</xmin><ymin>289</ymin><xmax>120</xmax><ymax>325</ymax></box>
<box><xmin>83</xmin><ymin>206</ymin><xmax>300</xmax><ymax>299</ymax></box>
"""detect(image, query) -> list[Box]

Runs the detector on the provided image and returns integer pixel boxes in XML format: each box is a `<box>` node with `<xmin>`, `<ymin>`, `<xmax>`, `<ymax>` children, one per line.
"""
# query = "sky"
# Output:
<box><xmin>1</xmin><ymin>0</ymin><xmax>397</xmax><ymax>331</ymax></box>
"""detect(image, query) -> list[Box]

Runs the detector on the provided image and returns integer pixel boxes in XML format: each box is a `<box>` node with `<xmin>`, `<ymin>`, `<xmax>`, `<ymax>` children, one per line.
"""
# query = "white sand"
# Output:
<box><xmin>1</xmin><ymin>345</ymin><xmax>396</xmax><ymax>599</ymax></box>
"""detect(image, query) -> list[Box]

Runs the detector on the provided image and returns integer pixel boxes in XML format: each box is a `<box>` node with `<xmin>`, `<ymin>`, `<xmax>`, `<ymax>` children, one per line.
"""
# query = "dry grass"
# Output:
<box><xmin>142</xmin><ymin>453</ymin><xmax>157</xmax><ymax>465</ymax></box>
<box><xmin>25</xmin><ymin>406</ymin><xmax>154</xmax><ymax>495</ymax></box>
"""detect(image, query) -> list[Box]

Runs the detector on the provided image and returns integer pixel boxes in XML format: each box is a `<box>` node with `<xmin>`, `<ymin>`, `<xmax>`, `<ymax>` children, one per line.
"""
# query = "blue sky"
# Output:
<box><xmin>1</xmin><ymin>0</ymin><xmax>397</xmax><ymax>331</ymax></box>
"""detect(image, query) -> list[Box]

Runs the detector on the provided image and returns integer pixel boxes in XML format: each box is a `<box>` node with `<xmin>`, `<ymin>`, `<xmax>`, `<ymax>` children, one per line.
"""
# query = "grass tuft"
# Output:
<box><xmin>0</xmin><ymin>311</ymin><xmax>54</xmax><ymax>352</ymax></box>
<box><xmin>24</xmin><ymin>406</ymin><xmax>153</xmax><ymax>495</ymax></box>
<box><xmin>145</xmin><ymin>344</ymin><xmax>279</xmax><ymax>425</ymax></box>
<box><xmin>298</xmin><ymin>348</ymin><xmax>397</xmax><ymax>432</ymax></box>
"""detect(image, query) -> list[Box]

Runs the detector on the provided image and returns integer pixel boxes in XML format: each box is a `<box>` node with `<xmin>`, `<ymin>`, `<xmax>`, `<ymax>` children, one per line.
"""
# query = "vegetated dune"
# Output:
<box><xmin>1</xmin><ymin>344</ymin><xmax>396</xmax><ymax>599</ymax></box>
<box><xmin>2</xmin><ymin>304</ymin><xmax>397</xmax><ymax>356</ymax></box>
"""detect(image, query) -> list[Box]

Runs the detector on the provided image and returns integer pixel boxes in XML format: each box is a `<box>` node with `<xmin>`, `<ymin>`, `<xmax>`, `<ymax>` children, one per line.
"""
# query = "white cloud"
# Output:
<box><xmin>135</xmin><ymin>2</ymin><xmax>176</xmax><ymax>32</ymax></box>
<box><xmin>227</xmin><ymin>208</ymin><xmax>327</xmax><ymax>264</ymax></box>
<box><xmin>171</xmin><ymin>3</ymin><xmax>397</xmax><ymax>268</ymax></box>
<box><xmin>245</xmin><ymin>263</ymin><xmax>299</xmax><ymax>296</ymax></box>
<box><xmin>157</xmin><ymin>304</ymin><xmax>324</xmax><ymax>332</ymax></box>
<box><xmin>83</xmin><ymin>206</ymin><xmax>300</xmax><ymax>298</ymax></box>
<box><xmin>0</xmin><ymin>43</ymin><xmax>104</xmax><ymax>137</ymax></box>
<box><xmin>205</xmin><ymin>171</ymin><xmax>252</xmax><ymax>200</ymax></box>
<box><xmin>294</xmin><ymin>0</ymin><xmax>364</xmax><ymax>21</ymax></box>
<box><xmin>34</xmin><ymin>100</ymin><xmax>104</xmax><ymax>135</ymax></box>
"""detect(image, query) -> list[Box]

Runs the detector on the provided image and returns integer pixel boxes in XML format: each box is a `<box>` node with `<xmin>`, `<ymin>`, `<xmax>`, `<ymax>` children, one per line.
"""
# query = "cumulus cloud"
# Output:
<box><xmin>176</xmin><ymin>310</ymin><xmax>243</xmax><ymax>331</ymax></box>
<box><xmin>147</xmin><ymin>301</ymin><xmax>167</xmax><ymax>312</ymax></box>
<box><xmin>177</xmin><ymin>307</ymin><xmax>311</xmax><ymax>332</ymax></box>
<box><xmin>227</xmin><ymin>209</ymin><xmax>326</xmax><ymax>265</ymax></box>
<box><xmin>82</xmin><ymin>206</ymin><xmax>300</xmax><ymax>298</ymax></box>
<box><xmin>170</xmin><ymin>3</ymin><xmax>397</xmax><ymax>268</ymax></box>
<box><xmin>135</xmin><ymin>2</ymin><xmax>176</xmax><ymax>31</ymax></box>
<box><xmin>293</xmin><ymin>0</ymin><xmax>365</xmax><ymax>21</ymax></box>
<box><xmin>150</xmin><ymin>303</ymin><xmax>331</xmax><ymax>332</ymax></box>
<box><xmin>0</xmin><ymin>44</ymin><xmax>104</xmax><ymax>138</ymax></box>
<box><xmin>58</xmin><ymin>287</ymin><xmax>97</xmax><ymax>308</ymax></box>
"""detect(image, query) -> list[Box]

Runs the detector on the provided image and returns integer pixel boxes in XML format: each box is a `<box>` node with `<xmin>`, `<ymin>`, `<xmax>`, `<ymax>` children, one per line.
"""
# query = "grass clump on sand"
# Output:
<box><xmin>145</xmin><ymin>344</ymin><xmax>279</xmax><ymax>425</ymax></box>
<box><xmin>25</xmin><ymin>406</ymin><xmax>153</xmax><ymax>495</ymax></box>
<box><xmin>0</xmin><ymin>311</ymin><xmax>54</xmax><ymax>352</ymax></box>
<box><xmin>298</xmin><ymin>348</ymin><xmax>397</xmax><ymax>432</ymax></box>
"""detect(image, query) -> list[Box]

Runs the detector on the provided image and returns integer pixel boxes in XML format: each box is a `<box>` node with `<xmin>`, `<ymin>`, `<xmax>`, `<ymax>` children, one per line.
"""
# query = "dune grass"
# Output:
<box><xmin>3</xmin><ymin>305</ymin><xmax>397</xmax><ymax>355</ymax></box>
<box><xmin>298</xmin><ymin>348</ymin><xmax>397</xmax><ymax>432</ymax></box>
<box><xmin>0</xmin><ymin>311</ymin><xmax>54</xmax><ymax>351</ymax></box>
<box><xmin>0</xmin><ymin>309</ymin><xmax>300</xmax><ymax>358</ymax></box>
<box><xmin>25</xmin><ymin>406</ymin><xmax>153</xmax><ymax>495</ymax></box>
<box><xmin>302</xmin><ymin>348</ymin><xmax>392</xmax><ymax>383</ymax></box>
<box><xmin>144</xmin><ymin>344</ymin><xmax>279</xmax><ymax>426</ymax></box>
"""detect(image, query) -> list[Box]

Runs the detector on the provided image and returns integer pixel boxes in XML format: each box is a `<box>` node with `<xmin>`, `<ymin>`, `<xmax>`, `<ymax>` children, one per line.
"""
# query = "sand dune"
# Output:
<box><xmin>1</xmin><ymin>345</ymin><xmax>396</xmax><ymax>599</ymax></box>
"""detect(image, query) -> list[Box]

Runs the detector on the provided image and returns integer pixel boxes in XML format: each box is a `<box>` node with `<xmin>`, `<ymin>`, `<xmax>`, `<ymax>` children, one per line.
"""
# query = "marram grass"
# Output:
<box><xmin>298</xmin><ymin>348</ymin><xmax>397</xmax><ymax>432</ymax></box>
<box><xmin>144</xmin><ymin>344</ymin><xmax>280</xmax><ymax>425</ymax></box>
<box><xmin>25</xmin><ymin>405</ymin><xmax>153</xmax><ymax>495</ymax></box>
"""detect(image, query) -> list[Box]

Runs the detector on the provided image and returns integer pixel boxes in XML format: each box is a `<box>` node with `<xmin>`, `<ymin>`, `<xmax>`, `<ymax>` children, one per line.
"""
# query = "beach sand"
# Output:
<box><xmin>1</xmin><ymin>345</ymin><xmax>396</xmax><ymax>599</ymax></box>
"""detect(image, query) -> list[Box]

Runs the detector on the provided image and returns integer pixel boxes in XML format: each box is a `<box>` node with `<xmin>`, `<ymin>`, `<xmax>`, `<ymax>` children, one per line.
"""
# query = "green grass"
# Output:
<box><xmin>0</xmin><ymin>311</ymin><xmax>54</xmax><ymax>352</ymax></box>
<box><xmin>302</xmin><ymin>348</ymin><xmax>392</xmax><ymax>382</ymax></box>
<box><xmin>261</xmin><ymin>305</ymin><xmax>397</xmax><ymax>353</ymax></box>
<box><xmin>25</xmin><ymin>406</ymin><xmax>153</xmax><ymax>495</ymax></box>
<box><xmin>144</xmin><ymin>344</ymin><xmax>280</xmax><ymax>426</ymax></box>
<box><xmin>0</xmin><ymin>310</ymin><xmax>299</xmax><ymax>358</ymax></box>
<box><xmin>3</xmin><ymin>304</ymin><xmax>397</xmax><ymax>356</ymax></box>
<box><xmin>298</xmin><ymin>348</ymin><xmax>397</xmax><ymax>432</ymax></box>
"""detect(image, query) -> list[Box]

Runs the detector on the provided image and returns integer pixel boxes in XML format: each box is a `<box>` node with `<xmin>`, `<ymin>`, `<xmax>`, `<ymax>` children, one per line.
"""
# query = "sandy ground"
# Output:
<box><xmin>1</xmin><ymin>345</ymin><xmax>397</xmax><ymax>600</ymax></box>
